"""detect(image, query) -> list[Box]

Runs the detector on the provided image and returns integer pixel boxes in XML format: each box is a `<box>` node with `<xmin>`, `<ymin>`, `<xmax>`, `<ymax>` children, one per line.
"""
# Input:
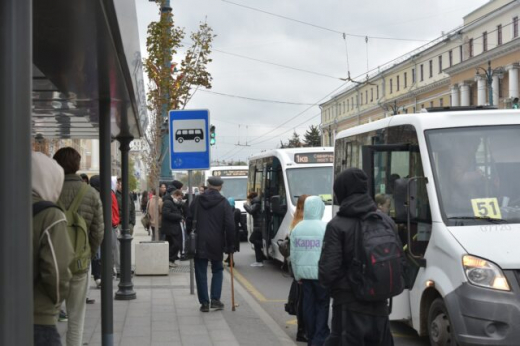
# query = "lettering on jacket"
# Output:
<box><xmin>294</xmin><ymin>238</ymin><xmax>321</xmax><ymax>250</ymax></box>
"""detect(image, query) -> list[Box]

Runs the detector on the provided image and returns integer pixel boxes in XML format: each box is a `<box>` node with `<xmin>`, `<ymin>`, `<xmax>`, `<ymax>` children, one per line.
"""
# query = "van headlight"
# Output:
<box><xmin>462</xmin><ymin>255</ymin><xmax>510</xmax><ymax>291</ymax></box>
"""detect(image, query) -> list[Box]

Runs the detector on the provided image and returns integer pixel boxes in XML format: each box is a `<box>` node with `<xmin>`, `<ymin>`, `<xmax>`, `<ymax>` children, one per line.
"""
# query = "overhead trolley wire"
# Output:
<box><xmin>198</xmin><ymin>89</ymin><xmax>316</xmax><ymax>105</ymax></box>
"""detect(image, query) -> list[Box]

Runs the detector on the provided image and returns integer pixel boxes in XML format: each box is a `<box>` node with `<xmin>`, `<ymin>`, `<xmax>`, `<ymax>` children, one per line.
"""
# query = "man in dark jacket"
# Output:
<box><xmin>162</xmin><ymin>188</ymin><xmax>184</xmax><ymax>267</ymax></box>
<box><xmin>116</xmin><ymin>177</ymin><xmax>136</xmax><ymax>235</ymax></box>
<box><xmin>319</xmin><ymin>168</ymin><xmax>394</xmax><ymax>346</ymax></box>
<box><xmin>244</xmin><ymin>192</ymin><xmax>264</xmax><ymax>267</ymax></box>
<box><xmin>186</xmin><ymin>176</ymin><xmax>235</xmax><ymax>312</ymax></box>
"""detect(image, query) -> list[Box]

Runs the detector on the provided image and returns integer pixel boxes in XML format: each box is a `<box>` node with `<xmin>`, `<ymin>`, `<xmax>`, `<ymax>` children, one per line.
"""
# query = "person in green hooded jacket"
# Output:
<box><xmin>32</xmin><ymin>152</ymin><xmax>74</xmax><ymax>346</ymax></box>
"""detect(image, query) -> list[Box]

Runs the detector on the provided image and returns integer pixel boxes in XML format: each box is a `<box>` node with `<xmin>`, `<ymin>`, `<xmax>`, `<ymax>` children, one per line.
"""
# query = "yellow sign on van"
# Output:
<box><xmin>471</xmin><ymin>198</ymin><xmax>502</xmax><ymax>219</ymax></box>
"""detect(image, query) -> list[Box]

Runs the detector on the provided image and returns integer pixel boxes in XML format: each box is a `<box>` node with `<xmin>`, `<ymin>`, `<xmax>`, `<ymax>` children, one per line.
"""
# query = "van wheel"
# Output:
<box><xmin>178</xmin><ymin>138</ymin><xmax>184</xmax><ymax>143</ymax></box>
<box><xmin>428</xmin><ymin>298</ymin><xmax>455</xmax><ymax>346</ymax></box>
<box><xmin>194</xmin><ymin>137</ymin><xmax>200</xmax><ymax>143</ymax></box>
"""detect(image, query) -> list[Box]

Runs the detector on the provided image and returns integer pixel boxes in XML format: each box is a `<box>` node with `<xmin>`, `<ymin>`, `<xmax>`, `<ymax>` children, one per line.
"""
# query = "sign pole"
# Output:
<box><xmin>188</xmin><ymin>170</ymin><xmax>195</xmax><ymax>295</ymax></box>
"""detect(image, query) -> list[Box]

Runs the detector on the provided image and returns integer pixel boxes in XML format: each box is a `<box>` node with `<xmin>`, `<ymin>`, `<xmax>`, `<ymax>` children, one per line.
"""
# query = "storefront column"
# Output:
<box><xmin>492</xmin><ymin>75</ymin><xmax>500</xmax><ymax>107</ymax></box>
<box><xmin>460</xmin><ymin>83</ymin><xmax>471</xmax><ymax>106</ymax></box>
<box><xmin>451</xmin><ymin>84</ymin><xmax>460</xmax><ymax>106</ymax></box>
<box><xmin>476</xmin><ymin>75</ymin><xmax>486</xmax><ymax>106</ymax></box>
<box><xmin>508</xmin><ymin>64</ymin><xmax>519</xmax><ymax>99</ymax></box>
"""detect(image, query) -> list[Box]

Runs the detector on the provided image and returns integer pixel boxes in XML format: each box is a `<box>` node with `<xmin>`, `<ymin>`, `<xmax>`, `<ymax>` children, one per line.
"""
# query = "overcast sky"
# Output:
<box><xmin>135</xmin><ymin>0</ymin><xmax>488</xmax><ymax>162</ymax></box>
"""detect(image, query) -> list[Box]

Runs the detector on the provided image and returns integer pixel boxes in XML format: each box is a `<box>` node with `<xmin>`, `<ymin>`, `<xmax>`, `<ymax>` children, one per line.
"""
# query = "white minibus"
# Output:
<box><xmin>247</xmin><ymin>147</ymin><xmax>334</xmax><ymax>262</ymax></box>
<box><xmin>334</xmin><ymin>109</ymin><xmax>520</xmax><ymax>346</ymax></box>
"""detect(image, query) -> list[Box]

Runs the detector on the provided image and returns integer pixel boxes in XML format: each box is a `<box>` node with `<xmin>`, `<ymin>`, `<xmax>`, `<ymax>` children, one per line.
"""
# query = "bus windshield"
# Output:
<box><xmin>286</xmin><ymin>166</ymin><xmax>333</xmax><ymax>205</ymax></box>
<box><xmin>219</xmin><ymin>178</ymin><xmax>247</xmax><ymax>201</ymax></box>
<box><xmin>426</xmin><ymin>125</ymin><xmax>520</xmax><ymax>225</ymax></box>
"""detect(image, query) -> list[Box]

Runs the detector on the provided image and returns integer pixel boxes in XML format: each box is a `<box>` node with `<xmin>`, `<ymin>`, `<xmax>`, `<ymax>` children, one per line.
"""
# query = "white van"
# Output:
<box><xmin>334</xmin><ymin>109</ymin><xmax>520</xmax><ymax>346</ymax></box>
<box><xmin>247</xmin><ymin>147</ymin><xmax>334</xmax><ymax>262</ymax></box>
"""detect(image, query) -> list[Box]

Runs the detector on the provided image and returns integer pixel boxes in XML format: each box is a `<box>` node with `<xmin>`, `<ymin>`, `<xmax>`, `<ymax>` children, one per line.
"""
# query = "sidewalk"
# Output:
<box><xmin>58</xmin><ymin>211</ymin><xmax>296</xmax><ymax>346</ymax></box>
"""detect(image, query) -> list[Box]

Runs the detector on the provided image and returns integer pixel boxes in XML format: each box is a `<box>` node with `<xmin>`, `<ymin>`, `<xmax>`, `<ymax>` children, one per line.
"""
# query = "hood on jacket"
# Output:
<box><xmin>227</xmin><ymin>197</ymin><xmax>235</xmax><ymax>208</ymax></box>
<box><xmin>90</xmin><ymin>175</ymin><xmax>100</xmax><ymax>192</ymax></box>
<box><xmin>303</xmin><ymin>196</ymin><xmax>325</xmax><ymax>220</ymax></box>
<box><xmin>334</xmin><ymin>168</ymin><xmax>376</xmax><ymax>218</ymax></box>
<box><xmin>198</xmin><ymin>189</ymin><xmax>226</xmax><ymax>209</ymax></box>
<box><xmin>32</xmin><ymin>152</ymin><xmax>64</xmax><ymax>203</ymax></box>
<box><xmin>111</xmin><ymin>176</ymin><xmax>117</xmax><ymax>192</ymax></box>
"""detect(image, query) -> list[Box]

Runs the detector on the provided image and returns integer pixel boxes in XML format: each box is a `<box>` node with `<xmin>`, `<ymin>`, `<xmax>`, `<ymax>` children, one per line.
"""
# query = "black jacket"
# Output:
<box><xmin>186</xmin><ymin>189</ymin><xmax>235</xmax><ymax>261</ymax></box>
<box><xmin>116</xmin><ymin>190</ymin><xmax>136</xmax><ymax>226</ymax></box>
<box><xmin>319</xmin><ymin>168</ymin><xmax>388</xmax><ymax>316</ymax></box>
<box><xmin>161</xmin><ymin>194</ymin><xmax>183</xmax><ymax>236</ymax></box>
<box><xmin>244</xmin><ymin>196</ymin><xmax>261</xmax><ymax>232</ymax></box>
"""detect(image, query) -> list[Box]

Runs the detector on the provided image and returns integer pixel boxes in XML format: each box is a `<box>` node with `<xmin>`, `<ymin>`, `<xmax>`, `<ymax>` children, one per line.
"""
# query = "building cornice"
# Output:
<box><xmin>444</xmin><ymin>38</ymin><xmax>520</xmax><ymax>75</ymax></box>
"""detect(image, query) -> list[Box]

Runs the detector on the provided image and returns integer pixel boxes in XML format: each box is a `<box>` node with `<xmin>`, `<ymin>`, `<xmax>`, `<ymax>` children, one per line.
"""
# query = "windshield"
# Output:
<box><xmin>219</xmin><ymin>178</ymin><xmax>247</xmax><ymax>200</ymax></box>
<box><xmin>286</xmin><ymin>166</ymin><xmax>333</xmax><ymax>205</ymax></box>
<box><xmin>427</xmin><ymin>125</ymin><xmax>520</xmax><ymax>225</ymax></box>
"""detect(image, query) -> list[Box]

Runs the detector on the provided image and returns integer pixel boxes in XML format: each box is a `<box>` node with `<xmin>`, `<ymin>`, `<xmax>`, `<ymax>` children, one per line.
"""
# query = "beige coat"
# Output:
<box><xmin>147</xmin><ymin>196</ymin><xmax>163</xmax><ymax>228</ymax></box>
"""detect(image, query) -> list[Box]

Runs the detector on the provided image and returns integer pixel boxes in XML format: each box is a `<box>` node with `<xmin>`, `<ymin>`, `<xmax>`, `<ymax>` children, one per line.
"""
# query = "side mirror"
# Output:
<box><xmin>270</xmin><ymin>195</ymin><xmax>287</xmax><ymax>216</ymax></box>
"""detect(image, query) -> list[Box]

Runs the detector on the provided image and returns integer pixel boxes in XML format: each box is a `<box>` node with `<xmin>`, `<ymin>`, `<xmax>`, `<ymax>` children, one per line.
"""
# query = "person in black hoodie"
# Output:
<box><xmin>161</xmin><ymin>188</ymin><xmax>184</xmax><ymax>267</ymax></box>
<box><xmin>244</xmin><ymin>191</ymin><xmax>264</xmax><ymax>267</ymax></box>
<box><xmin>186</xmin><ymin>176</ymin><xmax>235</xmax><ymax>312</ymax></box>
<box><xmin>319</xmin><ymin>168</ymin><xmax>394</xmax><ymax>346</ymax></box>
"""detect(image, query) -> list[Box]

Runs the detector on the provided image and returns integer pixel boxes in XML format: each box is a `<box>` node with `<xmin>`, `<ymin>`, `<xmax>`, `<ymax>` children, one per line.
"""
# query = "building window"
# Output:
<box><xmin>376</xmin><ymin>85</ymin><xmax>379</xmax><ymax>99</ymax></box>
<box><xmin>361</xmin><ymin>92</ymin><xmax>363</xmax><ymax>105</ymax></box>
<box><xmin>413</xmin><ymin>106</ymin><xmax>416</xmax><ymax>113</ymax></box>
<box><xmin>365</xmin><ymin>90</ymin><xmax>368</xmax><ymax>104</ymax></box>
<box><xmin>449</xmin><ymin>50</ymin><xmax>453</xmax><ymax>67</ymax></box>
<box><xmin>347</xmin><ymin>99</ymin><xmax>349</xmax><ymax>111</ymax></box>
<box><xmin>351</xmin><ymin>97</ymin><xmax>354</xmax><ymax>109</ymax></box>
<box><xmin>440</xmin><ymin>98</ymin><xmax>444</xmax><ymax>107</ymax></box>
<box><xmin>459</xmin><ymin>45</ymin><xmax>463</xmax><ymax>61</ymax></box>
<box><xmin>412</xmin><ymin>68</ymin><xmax>415</xmax><ymax>83</ymax></box>
<box><xmin>404</xmin><ymin>72</ymin><xmax>407</xmax><ymax>88</ymax></box>
<box><xmin>371</xmin><ymin>88</ymin><xmax>373</xmax><ymax>102</ymax></box>
<box><xmin>420</xmin><ymin>64</ymin><xmax>424</xmax><ymax>81</ymax></box>
<box><xmin>343</xmin><ymin>101</ymin><xmax>345</xmax><ymax>114</ymax></box>
<box><xmin>430</xmin><ymin>101</ymin><xmax>434</xmax><ymax>108</ymax></box>
<box><xmin>497</xmin><ymin>25</ymin><xmax>503</xmax><ymax>45</ymax></box>
<box><xmin>483</xmin><ymin>32</ymin><xmax>488</xmax><ymax>52</ymax></box>
<box><xmin>390</xmin><ymin>79</ymin><xmax>393</xmax><ymax>94</ymax></box>
<box><xmin>429</xmin><ymin>60</ymin><xmax>433</xmax><ymax>78</ymax></box>
<box><xmin>514</xmin><ymin>16</ymin><xmax>519</xmax><ymax>38</ymax></box>
<box><xmin>438</xmin><ymin>55</ymin><xmax>442</xmax><ymax>74</ymax></box>
<box><xmin>469</xmin><ymin>38</ymin><xmax>474</xmax><ymax>58</ymax></box>
<box><xmin>396</xmin><ymin>76</ymin><xmax>400</xmax><ymax>91</ymax></box>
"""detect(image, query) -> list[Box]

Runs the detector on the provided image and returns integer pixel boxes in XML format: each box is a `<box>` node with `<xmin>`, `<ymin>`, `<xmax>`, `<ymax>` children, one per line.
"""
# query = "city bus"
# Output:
<box><xmin>334</xmin><ymin>109</ymin><xmax>520</xmax><ymax>346</ymax></box>
<box><xmin>247</xmin><ymin>147</ymin><xmax>334</xmax><ymax>262</ymax></box>
<box><xmin>209</xmin><ymin>166</ymin><xmax>249</xmax><ymax>240</ymax></box>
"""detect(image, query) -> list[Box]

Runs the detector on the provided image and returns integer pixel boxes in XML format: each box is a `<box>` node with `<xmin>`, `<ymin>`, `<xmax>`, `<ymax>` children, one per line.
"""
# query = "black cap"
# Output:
<box><xmin>171</xmin><ymin>180</ymin><xmax>184</xmax><ymax>190</ymax></box>
<box><xmin>207</xmin><ymin>176</ymin><xmax>224</xmax><ymax>187</ymax></box>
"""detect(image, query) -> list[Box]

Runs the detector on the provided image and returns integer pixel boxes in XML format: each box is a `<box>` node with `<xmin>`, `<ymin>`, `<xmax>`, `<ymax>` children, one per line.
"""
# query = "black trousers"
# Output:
<box><xmin>324</xmin><ymin>304</ymin><xmax>394</xmax><ymax>346</ymax></box>
<box><xmin>165</xmin><ymin>232</ymin><xmax>182</xmax><ymax>262</ymax></box>
<box><xmin>250</xmin><ymin>230</ymin><xmax>264</xmax><ymax>262</ymax></box>
<box><xmin>34</xmin><ymin>325</ymin><xmax>62</xmax><ymax>346</ymax></box>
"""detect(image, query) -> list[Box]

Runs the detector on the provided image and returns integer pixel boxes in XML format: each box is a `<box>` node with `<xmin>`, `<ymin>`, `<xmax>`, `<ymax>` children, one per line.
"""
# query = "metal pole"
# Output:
<box><xmin>188</xmin><ymin>170</ymin><xmax>195</xmax><ymax>294</ymax></box>
<box><xmin>488</xmin><ymin>61</ymin><xmax>494</xmax><ymax>107</ymax></box>
<box><xmin>115</xmin><ymin>136</ymin><xmax>137</xmax><ymax>300</ymax></box>
<box><xmin>0</xmin><ymin>0</ymin><xmax>32</xmax><ymax>344</ymax></box>
<box><xmin>99</xmin><ymin>99</ymin><xmax>114</xmax><ymax>346</ymax></box>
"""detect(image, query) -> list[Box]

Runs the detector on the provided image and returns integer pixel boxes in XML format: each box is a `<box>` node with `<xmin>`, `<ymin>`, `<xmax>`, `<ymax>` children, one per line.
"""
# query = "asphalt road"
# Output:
<box><xmin>228</xmin><ymin>242</ymin><xmax>430</xmax><ymax>346</ymax></box>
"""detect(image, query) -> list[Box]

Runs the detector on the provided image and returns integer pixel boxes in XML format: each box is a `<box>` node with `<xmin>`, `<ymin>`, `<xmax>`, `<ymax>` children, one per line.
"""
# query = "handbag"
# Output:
<box><xmin>277</xmin><ymin>237</ymin><xmax>290</xmax><ymax>259</ymax></box>
<box><xmin>184</xmin><ymin>199</ymin><xmax>199</xmax><ymax>259</ymax></box>
<box><xmin>284</xmin><ymin>280</ymin><xmax>299</xmax><ymax>315</ymax></box>
<box><xmin>141</xmin><ymin>213</ymin><xmax>151</xmax><ymax>229</ymax></box>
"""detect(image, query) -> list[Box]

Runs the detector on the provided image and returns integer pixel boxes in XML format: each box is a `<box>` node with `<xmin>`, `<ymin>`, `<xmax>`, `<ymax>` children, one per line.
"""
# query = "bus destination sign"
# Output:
<box><xmin>213</xmin><ymin>170</ymin><xmax>248</xmax><ymax>177</ymax></box>
<box><xmin>294</xmin><ymin>153</ymin><xmax>334</xmax><ymax>164</ymax></box>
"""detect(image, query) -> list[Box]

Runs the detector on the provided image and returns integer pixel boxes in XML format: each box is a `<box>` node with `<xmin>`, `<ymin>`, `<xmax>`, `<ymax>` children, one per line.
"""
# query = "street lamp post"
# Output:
<box><xmin>476</xmin><ymin>61</ymin><xmax>504</xmax><ymax>107</ymax></box>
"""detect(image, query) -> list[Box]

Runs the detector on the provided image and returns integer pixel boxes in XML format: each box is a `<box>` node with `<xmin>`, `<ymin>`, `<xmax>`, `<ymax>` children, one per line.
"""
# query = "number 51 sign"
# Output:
<box><xmin>471</xmin><ymin>198</ymin><xmax>502</xmax><ymax>219</ymax></box>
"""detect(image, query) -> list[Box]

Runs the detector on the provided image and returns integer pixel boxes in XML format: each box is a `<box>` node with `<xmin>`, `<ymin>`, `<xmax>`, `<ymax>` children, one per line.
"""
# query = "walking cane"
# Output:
<box><xmin>230</xmin><ymin>253</ymin><xmax>236</xmax><ymax>311</ymax></box>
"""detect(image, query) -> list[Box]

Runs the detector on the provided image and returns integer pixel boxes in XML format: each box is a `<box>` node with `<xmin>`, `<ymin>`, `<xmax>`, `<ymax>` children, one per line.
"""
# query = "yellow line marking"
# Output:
<box><xmin>229</xmin><ymin>267</ymin><xmax>286</xmax><ymax>303</ymax></box>
<box><xmin>285</xmin><ymin>319</ymin><xmax>298</xmax><ymax>325</ymax></box>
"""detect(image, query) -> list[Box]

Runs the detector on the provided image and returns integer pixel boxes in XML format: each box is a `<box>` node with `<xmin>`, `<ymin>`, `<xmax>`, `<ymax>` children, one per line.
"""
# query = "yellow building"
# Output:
<box><xmin>321</xmin><ymin>0</ymin><xmax>520</xmax><ymax>145</ymax></box>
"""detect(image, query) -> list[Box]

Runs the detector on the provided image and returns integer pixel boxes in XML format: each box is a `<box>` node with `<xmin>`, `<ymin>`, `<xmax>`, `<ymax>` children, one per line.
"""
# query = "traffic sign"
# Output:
<box><xmin>168</xmin><ymin>109</ymin><xmax>210</xmax><ymax>170</ymax></box>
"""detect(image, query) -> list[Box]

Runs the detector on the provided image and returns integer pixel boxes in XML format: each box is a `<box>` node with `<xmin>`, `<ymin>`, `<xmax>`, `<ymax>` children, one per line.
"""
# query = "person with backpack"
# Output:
<box><xmin>319</xmin><ymin>168</ymin><xmax>404</xmax><ymax>346</ymax></box>
<box><xmin>32</xmin><ymin>152</ymin><xmax>74</xmax><ymax>346</ymax></box>
<box><xmin>290</xmin><ymin>196</ymin><xmax>330</xmax><ymax>346</ymax></box>
<box><xmin>53</xmin><ymin>147</ymin><xmax>104</xmax><ymax>346</ymax></box>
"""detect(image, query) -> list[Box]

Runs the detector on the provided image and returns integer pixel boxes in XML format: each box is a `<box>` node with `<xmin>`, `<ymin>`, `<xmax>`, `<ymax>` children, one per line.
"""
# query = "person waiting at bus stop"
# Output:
<box><xmin>245</xmin><ymin>191</ymin><xmax>265</xmax><ymax>267</ymax></box>
<box><xmin>186</xmin><ymin>176</ymin><xmax>235</xmax><ymax>312</ymax></box>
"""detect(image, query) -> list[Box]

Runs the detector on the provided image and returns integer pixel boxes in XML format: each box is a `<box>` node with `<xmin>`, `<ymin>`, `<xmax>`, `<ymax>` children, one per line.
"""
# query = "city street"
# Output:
<box><xmin>231</xmin><ymin>243</ymin><xmax>430</xmax><ymax>346</ymax></box>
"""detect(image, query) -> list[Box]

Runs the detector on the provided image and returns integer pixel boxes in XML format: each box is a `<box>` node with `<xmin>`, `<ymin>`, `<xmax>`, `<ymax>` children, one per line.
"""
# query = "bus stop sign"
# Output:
<box><xmin>169</xmin><ymin>109</ymin><xmax>210</xmax><ymax>170</ymax></box>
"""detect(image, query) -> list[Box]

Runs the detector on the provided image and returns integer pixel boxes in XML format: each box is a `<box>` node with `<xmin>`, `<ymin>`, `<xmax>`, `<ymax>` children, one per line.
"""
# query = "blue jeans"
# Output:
<box><xmin>302</xmin><ymin>280</ymin><xmax>330</xmax><ymax>346</ymax></box>
<box><xmin>34</xmin><ymin>325</ymin><xmax>62</xmax><ymax>346</ymax></box>
<box><xmin>194</xmin><ymin>258</ymin><xmax>224</xmax><ymax>305</ymax></box>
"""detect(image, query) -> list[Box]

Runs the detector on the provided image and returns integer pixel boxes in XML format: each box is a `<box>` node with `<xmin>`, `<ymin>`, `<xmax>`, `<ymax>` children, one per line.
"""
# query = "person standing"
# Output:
<box><xmin>53</xmin><ymin>147</ymin><xmax>104</xmax><ymax>346</ymax></box>
<box><xmin>32</xmin><ymin>152</ymin><xmax>74</xmax><ymax>346</ymax></box>
<box><xmin>140</xmin><ymin>191</ymin><xmax>148</xmax><ymax>214</ymax></box>
<box><xmin>186</xmin><ymin>176</ymin><xmax>235</xmax><ymax>312</ymax></box>
<box><xmin>319</xmin><ymin>168</ymin><xmax>394</xmax><ymax>346</ymax></box>
<box><xmin>116</xmin><ymin>177</ymin><xmax>136</xmax><ymax>235</ymax></box>
<box><xmin>290</xmin><ymin>196</ymin><xmax>330</xmax><ymax>346</ymax></box>
<box><xmin>224</xmin><ymin>197</ymin><xmax>242</xmax><ymax>266</ymax></box>
<box><xmin>161</xmin><ymin>188</ymin><xmax>184</xmax><ymax>267</ymax></box>
<box><xmin>147</xmin><ymin>188</ymin><xmax>163</xmax><ymax>240</ymax></box>
<box><xmin>244</xmin><ymin>191</ymin><xmax>264</xmax><ymax>267</ymax></box>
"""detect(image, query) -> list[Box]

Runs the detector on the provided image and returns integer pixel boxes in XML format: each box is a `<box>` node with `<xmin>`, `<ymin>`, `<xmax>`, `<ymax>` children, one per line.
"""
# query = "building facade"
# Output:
<box><xmin>320</xmin><ymin>0</ymin><xmax>520</xmax><ymax>144</ymax></box>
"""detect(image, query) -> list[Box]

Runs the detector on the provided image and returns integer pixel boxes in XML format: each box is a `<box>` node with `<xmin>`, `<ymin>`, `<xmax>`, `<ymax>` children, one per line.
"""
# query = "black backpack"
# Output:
<box><xmin>348</xmin><ymin>211</ymin><xmax>405</xmax><ymax>302</ymax></box>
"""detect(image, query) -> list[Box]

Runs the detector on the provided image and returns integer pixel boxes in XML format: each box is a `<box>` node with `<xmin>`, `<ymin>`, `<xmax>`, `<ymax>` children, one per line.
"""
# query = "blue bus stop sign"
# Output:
<box><xmin>169</xmin><ymin>109</ymin><xmax>210</xmax><ymax>170</ymax></box>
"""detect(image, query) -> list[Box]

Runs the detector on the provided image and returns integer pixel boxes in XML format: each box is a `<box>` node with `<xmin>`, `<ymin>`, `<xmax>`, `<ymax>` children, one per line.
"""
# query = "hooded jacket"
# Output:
<box><xmin>58</xmin><ymin>174</ymin><xmax>104</xmax><ymax>260</ymax></box>
<box><xmin>32</xmin><ymin>152</ymin><xmax>74</xmax><ymax>325</ymax></box>
<box><xmin>244</xmin><ymin>196</ymin><xmax>261</xmax><ymax>232</ymax></box>
<box><xmin>161</xmin><ymin>193</ymin><xmax>183</xmax><ymax>236</ymax></box>
<box><xmin>318</xmin><ymin>168</ymin><xmax>389</xmax><ymax>316</ymax></box>
<box><xmin>290</xmin><ymin>196</ymin><xmax>327</xmax><ymax>281</ymax></box>
<box><xmin>186</xmin><ymin>188</ymin><xmax>235</xmax><ymax>261</ymax></box>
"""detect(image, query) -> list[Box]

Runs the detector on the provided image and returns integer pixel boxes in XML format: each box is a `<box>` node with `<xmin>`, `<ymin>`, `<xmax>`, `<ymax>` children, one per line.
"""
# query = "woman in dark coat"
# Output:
<box><xmin>140</xmin><ymin>191</ymin><xmax>148</xmax><ymax>213</ymax></box>
<box><xmin>244</xmin><ymin>191</ymin><xmax>264</xmax><ymax>267</ymax></box>
<box><xmin>161</xmin><ymin>188</ymin><xmax>184</xmax><ymax>267</ymax></box>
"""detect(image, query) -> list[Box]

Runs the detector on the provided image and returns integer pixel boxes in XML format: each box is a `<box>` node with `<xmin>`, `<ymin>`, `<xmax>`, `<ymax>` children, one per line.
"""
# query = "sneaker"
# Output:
<box><xmin>210</xmin><ymin>299</ymin><xmax>224</xmax><ymax>310</ymax></box>
<box><xmin>200</xmin><ymin>303</ymin><xmax>210</xmax><ymax>312</ymax></box>
<box><xmin>296</xmin><ymin>333</ymin><xmax>308</xmax><ymax>342</ymax></box>
<box><xmin>250</xmin><ymin>262</ymin><xmax>264</xmax><ymax>267</ymax></box>
<box><xmin>169</xmin><ymin>261</ymin><xmax>177</xmax><ymax>268</ymax></box>
<box><xmin>95</xmin><ymin>279</ymin><xmax>101</xmax><ymax>288</ymax></box>
<box><xmin>58</xmin><ymin>310</ymin><xmax>68</xmax><ymax>322</ymax></box>
<box><xmin>86</xmin><ymin>298</ymin><xmax>95</xmax><ymax>304</ymax></box>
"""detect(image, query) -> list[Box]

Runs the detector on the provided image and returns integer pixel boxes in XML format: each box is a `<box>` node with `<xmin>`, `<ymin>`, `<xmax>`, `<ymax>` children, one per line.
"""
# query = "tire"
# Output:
<box><xmin>194</xmin><ymin>137</ymin><xmax>200</xmax><ymax>143</ymax></box>
<box><xmin>177</xmin><ymin>138</ymin><xmax>184</xmax><ymax>143</ymax></box>
<box><xmin>428</xmin><ymin>298</ymin><xmax>456</xmax><ymax>346</ymax></box>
